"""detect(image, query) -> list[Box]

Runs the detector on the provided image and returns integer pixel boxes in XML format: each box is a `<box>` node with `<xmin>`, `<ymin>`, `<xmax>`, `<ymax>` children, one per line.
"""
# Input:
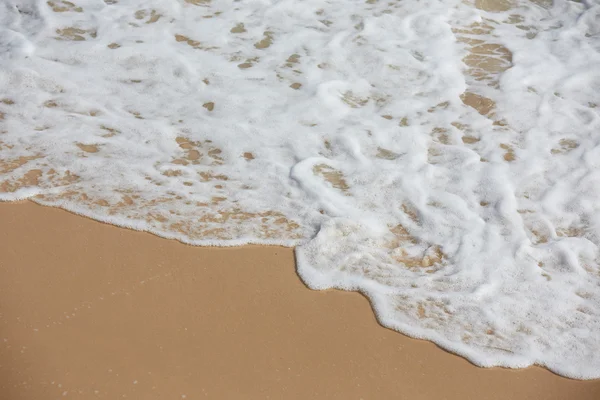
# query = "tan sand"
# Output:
<box><xmin>0</xmin><ymin>201</ymin><xmax>598</xmax><ymax>400</ymax></box>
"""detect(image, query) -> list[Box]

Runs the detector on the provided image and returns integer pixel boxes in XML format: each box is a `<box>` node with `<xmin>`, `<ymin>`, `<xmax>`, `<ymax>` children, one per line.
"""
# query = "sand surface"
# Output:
<box><xmin>0</xmin><ymin>201</ymin><xmax>599</xmax><ymax>400</ymax></box>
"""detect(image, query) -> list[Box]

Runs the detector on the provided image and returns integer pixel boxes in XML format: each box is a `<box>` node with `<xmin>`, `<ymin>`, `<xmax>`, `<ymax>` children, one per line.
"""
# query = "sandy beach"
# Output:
<box><xmin>0</xmin><ymin>201</ymin><xmax>598</xmax><ymax>399</ymax></box>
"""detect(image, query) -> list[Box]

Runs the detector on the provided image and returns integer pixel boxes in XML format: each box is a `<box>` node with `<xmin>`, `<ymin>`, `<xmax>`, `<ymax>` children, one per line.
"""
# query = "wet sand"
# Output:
<box><xmin>0</xmin><ymin>201</ymin><xmax>599</xmax><ymax>400</ymax></box>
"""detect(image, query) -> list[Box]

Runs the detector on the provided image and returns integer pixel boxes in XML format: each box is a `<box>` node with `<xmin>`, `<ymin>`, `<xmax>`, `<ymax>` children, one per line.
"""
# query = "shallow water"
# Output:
<box><xmin>1</xmin><ymin>0</ymin><xmax>599</xmax><ymax>379</ymax></box>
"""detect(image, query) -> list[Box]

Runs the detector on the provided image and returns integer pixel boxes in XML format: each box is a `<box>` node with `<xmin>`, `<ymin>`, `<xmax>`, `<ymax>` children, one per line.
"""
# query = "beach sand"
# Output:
<box><xmin>0</xmin><ymin>201</ymin><xmax>599</xmax><ymax>400</ymax></box>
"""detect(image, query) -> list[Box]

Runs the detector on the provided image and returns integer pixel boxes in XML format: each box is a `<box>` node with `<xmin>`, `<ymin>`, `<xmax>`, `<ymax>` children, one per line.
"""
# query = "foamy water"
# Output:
<box><xmin>1</xmin><ymin>0</ymin><xmax>600</xmax><ymax>379</ymax></box>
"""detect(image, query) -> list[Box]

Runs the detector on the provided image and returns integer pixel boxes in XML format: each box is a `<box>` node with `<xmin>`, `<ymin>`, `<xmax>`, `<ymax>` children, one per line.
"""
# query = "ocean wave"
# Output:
<box><xmin>1</xmin><ymin>0</ymin><xmax>599</xmax><ymax>379</ymax></box>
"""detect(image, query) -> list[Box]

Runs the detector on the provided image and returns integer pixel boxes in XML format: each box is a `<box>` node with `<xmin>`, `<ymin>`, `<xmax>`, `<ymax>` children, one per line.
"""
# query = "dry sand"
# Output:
<box><xmin>0</xmin><ymin>201</ymin><xmax>598</xmax><ymax>400</ymax></box>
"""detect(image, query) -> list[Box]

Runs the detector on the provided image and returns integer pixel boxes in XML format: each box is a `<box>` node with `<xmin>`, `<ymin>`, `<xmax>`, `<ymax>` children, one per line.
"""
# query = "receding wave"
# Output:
<box><xmin>1</xmin><ymin>0</ymin><xmax>600</xmax><ymax>379</ymax></box>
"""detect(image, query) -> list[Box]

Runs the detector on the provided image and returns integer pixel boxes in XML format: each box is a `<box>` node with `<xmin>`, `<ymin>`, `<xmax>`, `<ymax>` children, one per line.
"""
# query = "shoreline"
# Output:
<box><xmin>1</xmin><ymin>201</ymin><xmax>599</xmax><ymax>399</ymax></box>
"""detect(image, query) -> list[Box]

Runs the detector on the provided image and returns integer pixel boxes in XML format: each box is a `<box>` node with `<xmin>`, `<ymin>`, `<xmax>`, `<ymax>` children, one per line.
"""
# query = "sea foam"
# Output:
<box><xmin>1</xmin><ymin>0</ymin><xmax>599</xmax><ymax>379</ymax></box>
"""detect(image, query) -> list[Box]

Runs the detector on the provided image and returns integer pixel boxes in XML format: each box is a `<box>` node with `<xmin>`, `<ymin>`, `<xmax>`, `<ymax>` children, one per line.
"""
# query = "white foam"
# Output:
<box><xmin>1</xmin><ymin>0</ymin><xmax>600</xmax><ymax>379</ymax></box>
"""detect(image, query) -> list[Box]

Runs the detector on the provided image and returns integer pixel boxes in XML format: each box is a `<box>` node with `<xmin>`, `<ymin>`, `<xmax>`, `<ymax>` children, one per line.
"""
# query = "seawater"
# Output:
<box><xmin>1</xmin><ymin>0</ymin><xmax>599</xmax><ymax>379</ymax></box>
